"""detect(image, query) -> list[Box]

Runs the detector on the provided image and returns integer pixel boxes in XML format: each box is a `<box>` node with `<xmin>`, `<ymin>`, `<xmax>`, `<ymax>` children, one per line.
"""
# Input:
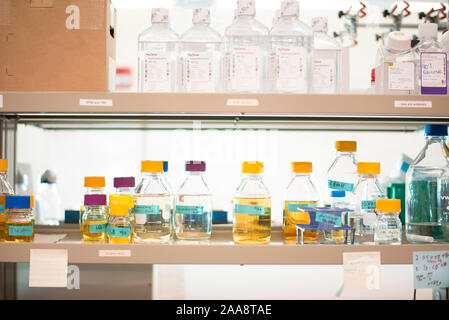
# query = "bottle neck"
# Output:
<box><xmin>142</xmin><ymin>172</ymin><xmax>163</xmax><ymax>178</ymax></box>
<box><xmin>237</xmin><ymin>15</ymin><xmax>255</xmax><ymax>21</ymax></box>
<box><xmin>114</xmin><ymin>187</ymin><xmax>133</xmax><ymax>194</ymax></box>
<box><xmin>281</xmin><ymin>15</ymin><xmax>298</xmax><ymax>22</ymax></box>
<box><xmin>359</xmin><ymin>174</ymin><xmax>378</xmax><ymax>179</ymax></box>
<box><xmin>85</xmin><ymin>187</ymin><xmax>105</xmax><ymax>194</ymax></box>
<box><xmin>378</xmin><ymin>212</ymin><xmax>399</xmax><ymax>217</ymax></box>
<box><xmin>426</xmin><ymin>135</ymin><xmax>446</xmax><ymax>143</ymax></box>
<box><xmin>293</xmin><ymin>172</ymin><xmax>310</xmax><ymax>178</ymax></box>
<box><xmin>336</xmin><ymin>151</ymin><xmax>355</xmax><ymax>157</ymax></box>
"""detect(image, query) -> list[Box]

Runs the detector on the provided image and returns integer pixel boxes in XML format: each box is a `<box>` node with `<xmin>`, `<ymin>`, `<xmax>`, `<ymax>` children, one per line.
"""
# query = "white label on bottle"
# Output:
<box><xmin>375</xmin><ymin>228</ymin><xmax>400</xmax><ymax>240</ymax></box>
<box><xmin>79</xmin><ymin>99</ymin><xmax>113</xmax><ymax>107</ymax></box>
<box><xmin>421</xmin><ymin>52</ymin><xmax>447</xmax><ymax>88</ymax></box>
<box><xmin>135</xmin><ymin>213</ymin><xmax>146</xmax><ymax>225</ymax></box>
<box><xmin>144</xmin><ymin>52</ymin><xmax>171</xmax><ymax>92</ymax></box>
<box><xmin>230</xmin><ymin>46</ymin><xmax>260</xmax><ymax>92</ymax></box>
<box><xmin>185</xmin><ymin>52</ymin><xmax>214</xmax><ymax>93</ymax></box>
<box><xmin>388</xmin><ymin>62</ymin><xmax>414</xmax><ymax>90</ymax></box>
<box><xmin>312</xmin><ymin>58</ymin><xmax>336</xmax><ymax>93</ymax></box>
<box><xmin>275</xmin><ymin>46</ymin><xmax>305</xmax><ymax>91</ymax></box>
<box><xmin>394</xmin><ymin>100</ymin><xmax>432</xmax><ymax>108</ymax></box>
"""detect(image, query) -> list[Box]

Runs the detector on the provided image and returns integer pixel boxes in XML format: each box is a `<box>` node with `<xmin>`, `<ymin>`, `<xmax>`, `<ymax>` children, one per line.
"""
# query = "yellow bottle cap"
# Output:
<box><xmin>109</xmin><ymin>202</ymin><xmax>129</xmax><ymax>216</ymax></box>
<box><xmin>84</xmin><ymin>176</ymin><xmax>105</xmax><ymax>188</ymax></box>
<box><xmin>141</xmin><ymin>160</ymin><xmax>163</xmax><ymax>173</ymax></box>
<box><xmin>291</xmin><ymin>162</ymin><xmax>312</xmax><ymax>173</ymax></box>
<box><xmin>335</xmin><ymin>141</ymin><xmax>357</xmax><ymax>152</ymax></box>
<box><xmin>242</xmin><ymin>161</ymin><xmax>264</xmax><ymax>174</ymax></box>
<box><xmin>0</xmin><ymin>159</ymin><xmax>8</xmax><ymax>171</ymax></box>
<box><xmin>109</xmin><ymin>194</ymin><xmax>134</xmax><ymax>209</ymax></box>
<box><xmin>376</xmin><ymin>199</ymin><xmax>401</xmax><ymax>213</ymax></box>
<box><xmin>30</xmin><ymin>195</ymin><xmax>34</xmax><ymax>208</ymax></box>
<box><xmin>357</xmin><ymin>162</ymin><xmax>380</xmax><ymax>175</ymax></box>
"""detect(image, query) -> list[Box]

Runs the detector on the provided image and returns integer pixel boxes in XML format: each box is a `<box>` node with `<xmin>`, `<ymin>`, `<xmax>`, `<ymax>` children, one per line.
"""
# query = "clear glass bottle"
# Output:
<box><xmin>283</xmin><ymin>162</ymin><xmax>318</xmax><ymax>244</ymax></box>
<box><xmin>269</xmin><ymin>0</ymin><xmax>313</xmax><ymax>93</ymax></box>
<box><xmin>137</xmin><ymin>8</ymin><xmax>179</xmax><ymax>92</ymax></box>
<box><xmin>175</xmin><ymin>161</ymin><xmax>212</xmax><ymax>240</ymax></box>
<box><xmin>0</xmin><ymin>159</ymin><xmax>14</xmax><ymax>241</ymax></box>
<box><xmin>35</xmin><ymin>170</ymin><xmax>62</xmax><ymax>226</ymax></box>
<box><xmin>107</xmin><ymin>202</ymin><xmax>133</xmax><ymax>244</ymax></box>
<box><xmin>233</xmin><ymin>161</ymin><xmax>271</xmax><ymax>244</ymax></box>
<box><xmin>113</xmin><ymin>177</ymin><xmax>135</xmax><ymax>195</ymax></box>
<box><xmin>223</xmin><ymin>0</ymin><xmax>269</xmax><ymax>93</ymax></box>
<box><xmin>406</xmin><ymin>124</ymin><xmax>449</xmax><ymax>243</ymax></box>
<box><xmin>353</xmin><ymin>162</ymin><xmax>387</xmax><ymax>243</ymax></box>
<box><xmin>162</xmin><ymin>161</ymin><xmax>175</xmax><ymax>237</ymax></box>
<box><xmin>80</xmin><ymin>176</ymin><xmax>106</xmax><ymax>235</ymax></box>
<box><xmin>328</xmin><ymin>190</ymin><xmax>349</xmax><ymax>244</ymax></box>
<box><xmin>375</xmin><ymin>31</ymin><xmax>418</xmax><ymax>95</ymax></box>
<box><xmin>4</xmin><ymin>196</ymin><xmax>34</xmax><ymax>243</ymax></box>
<box><xmin>416</xmin><ymin>23</ymin><xmax>447</xmax><ymax>95</ymax></box>
<box><xmin>82</xmin><ymin>194</ymin><xmax>108</xmax><ymax>243</ymax></box>
<box><xmin>178</xmin><ymin>8</ymin><xmax>223</xmax><ymax>93</ymax></box>
<box><xmin>109</xmin><ymin>194</ymin><xmax>135</xmax><ymax>243</ymax></box>
<box><xmin>134</xmin><ymin>161</ymin><xmax>171</xmax><ymax>243</ymax></box>
<box><xmin>374</xmin><ymin>199</ymin><xmax>402</xmax><ymax>245</ymax></box>
<box><xmin>311</xmin><ymin>17</ymin><xmax>341</xmax><ymax>94</ymax></box>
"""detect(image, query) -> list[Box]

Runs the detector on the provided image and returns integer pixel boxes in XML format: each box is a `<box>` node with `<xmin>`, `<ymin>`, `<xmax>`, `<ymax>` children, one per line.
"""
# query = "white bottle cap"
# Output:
<box><xmin>193</xmin><ymin>8</ymin><xmax>210</xmax><ymax>24</ymax></box>
<box><xmin>418</xmin><ymin>23</ymin><xmax>438</xmax><ymax>39</ymax></box>
<box><xmin>386</xmin><ymin>31</ymin><xmax>411</xmax><ymax>51</ymax></box>
<box><xmin>237</xmin><ymin>0</ymin><xmax>256</xmax><ymax>16</ymax></box>
<box><xmin>311</xmin><ymin>17</ymin><xmax>328</xmax><ymax>33</ymax></box>
<box><xmin>442</xmin><ymin>30</ymin><xmax>449</xmax><ymax>49</ymax></box>
<box><xmin>151</xmin><ymin>8</ymin><xmax>169</xmax><ymax>24</ymax></box>
<box><xmin>281</xmin><ymin>0</ymin><xmax>299</xmax><ymax>17</ymax></box>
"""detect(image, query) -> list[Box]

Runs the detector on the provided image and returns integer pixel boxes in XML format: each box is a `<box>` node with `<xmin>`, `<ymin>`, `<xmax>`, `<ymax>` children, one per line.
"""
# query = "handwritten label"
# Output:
<box><xmin>343</xmin><ymin>251</ymin><xmax>381</xmax><ymax>291</ymax></box>
<box><xmin>107</xmin><ymin>225</ymin><xmax>131</xmax><ymax>238</ymax></box>
<box><xmin>235</xmin><ymin>204</ymin><xmax>265</xmax><ymax>216</ymax></box>
<box><xmin>413</xmin><ymin>251</ymin><xmax>449</xmax><ymax>289</ymax></box>
<box><xmin>29</xmin><ymin>249</ymin><xmax>68</xmax><ymax>287</ymax></box>
<box><xmin>315</xmin><ymin>211</ymin><xmax>342</xmax><ymax>226</ymax></box>
<box><xmin>394</xmin><ymin>100</ymin><xmax>432</xmax><ymax>108</ymax></box>
<box><xmin>176</xmin><ymin>205</ymin><xmax>204</xmax><ymax>215</ymax></box>
<box><xmin>328</xmin><ymin>180</ymin><xmax>354</xmax><ymax>192</ymax></box>
<box><xmin>134</xmin><ymin>205</ymin><xmax>159</xmax><ymax>215</ymax></box>
<box><xmin>0</xmin><ymin>204</ymin><xmax>4</xmax><ymax>215</ymax></box>
<box><xmin>79</xmin><ymin>99</ymin><xmax>113</xmax><ymax>107</ymax></box>
<box><xmin>361</xmin><ymin>200</ymin><xmax>376</xmax><ymax>210</ymax></box>
<box><xmin>89</xmin><ymin>223</ymin><xmax>106</xmax><ymax>234</ymax></box>
<box><xmin>9</xmin><ymin>224</ymin><xmax>33</xmax><ymax>236</ymax></box>
<box><xmin>226</xmin><ymin>99</ymin><xmax>259</xmax><ymax>107</ymax></box>
<box><xmin>420</xmin><ymin>52</ymin><xmax>447</xmax><ymax>95</ymax></box>
<box><xmin>287</xmin><ymin>203</ymin><xmax>317</xmax><ymax>212</ymax></box>
<box><xmin>99</xmin><ymin>250</ymin><xmax>131</xmax><ymax>257</ymax></box>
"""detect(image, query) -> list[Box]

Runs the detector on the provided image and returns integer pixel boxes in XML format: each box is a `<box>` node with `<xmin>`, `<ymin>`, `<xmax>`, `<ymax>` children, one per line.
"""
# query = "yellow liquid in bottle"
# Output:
<box><xmin>0</xmin><ymin>215</ymin><xmax>5</xmax><ymax>242</ymax></box>
<box><xmin>332</xmin><ymin>212</ymin><xmax>347</xmax><ymax>244</ymax></box>
<box><xmin>283</xmin><ymin>201</ymin><xmax>319</xmax><ymax>244</ymax></box>
<box><xmin>107</xmin><ymin>223</ymin><xmax>132</xmax><ymax>244</ymax></box>
<box><xmin>82</xmin><ymin>220</ymin><xmax>107</xmax><ymax>243</ymax></box>
<box><xmin>232</xmin><ymin>197</ymin><xmax>271</xmax><ymax>244</ymax></box>
<box><xmin>79</xmin><ymin>205</ymin><xmax>85</xmax><ymax>237</ymax></box>
<box><xmin>4</xmin><ymin>221</ymin><xmax>34</xmax><ymax>243</ymax></box>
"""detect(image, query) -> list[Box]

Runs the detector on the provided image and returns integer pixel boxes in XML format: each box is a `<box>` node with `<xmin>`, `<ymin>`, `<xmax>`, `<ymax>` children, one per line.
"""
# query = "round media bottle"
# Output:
<box><xmin>4</xmin><ymin>196</ymin><xmax>34</xmax><ymax>243</ymax></box>
<box><xmin>82</xmin><ymin>194</ymin><xmax>108</xmax><ymax>243</ymax></box>
<box><xmin>375</xmin><ymin>199</ymin><xmax>402</xmax><ymax>245</ymax></box>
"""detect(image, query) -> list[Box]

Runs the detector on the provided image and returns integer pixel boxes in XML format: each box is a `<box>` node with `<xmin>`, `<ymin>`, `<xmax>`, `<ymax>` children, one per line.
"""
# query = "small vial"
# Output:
<box><xmin>107</xmin><ymin>202</ymin><xmax>132</xmax><ymax>244</ymax></box>
<box><xmin>80</xmin><ymin>176</ymin><xmax>106</xmax><ymax>236</ymax></box>
<box><xmin>82</xmin><ymin>194</ymin><xmax>108</xmax><ymax>243</ymax></box>
<box><xmin>4</xmin><ymin>196</ymin><xmax>34</xmax><ymax>243</ymax></box>
<box><xmin>175</xmin><ymin>161</ymin><xmax>212</xmax><ymax>240</ymax></box>
<box><xmin>109</xmin><ymin>194</ymin><xmax>135</xmax><ymax>243</ymax></box>
<box><xmin>374</xmin><ymin>199</ymin><xmax>402</xmax><ymax>245</ymax></box>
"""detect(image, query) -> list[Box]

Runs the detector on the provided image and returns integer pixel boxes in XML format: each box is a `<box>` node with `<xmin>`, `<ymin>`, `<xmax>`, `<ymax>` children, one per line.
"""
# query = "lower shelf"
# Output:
<box><xmin>0</xmin><ymin>224</ymin><xmax>448</xmax><ymax>265</ymax></box>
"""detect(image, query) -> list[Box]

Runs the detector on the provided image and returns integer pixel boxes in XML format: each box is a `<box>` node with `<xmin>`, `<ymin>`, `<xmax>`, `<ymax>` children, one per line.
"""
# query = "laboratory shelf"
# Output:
<box><xmin>0</xmin><ymin>92</ymin><xmax>448</xmax><ymax>121</ymax></box>
<box><xmin>0</xmin><ymin>224</ymin><xmax>448</xmax><ymax>265</ymax></box>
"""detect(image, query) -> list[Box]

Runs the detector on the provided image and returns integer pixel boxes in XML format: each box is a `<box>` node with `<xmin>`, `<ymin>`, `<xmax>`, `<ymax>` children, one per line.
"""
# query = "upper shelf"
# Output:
<box><xmin>0</xmin><ymin>92</ymin><xmax>448</xmax><ymax>121</ymax></box>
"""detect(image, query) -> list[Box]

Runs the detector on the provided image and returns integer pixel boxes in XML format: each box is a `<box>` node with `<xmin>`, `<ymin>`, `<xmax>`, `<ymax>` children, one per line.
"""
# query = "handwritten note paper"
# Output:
<box><xmin>29</xmin><ymin>249</ymin><xmax>68</xmax><ymax>287</ymax></box>
<box><xmin>413</xmin><ymin>251</ymin><xmax>449</xmax><ymax>289</ymax></box>
<box><xmin>343</xmin><ymin>251</ymin><xmax>381</xmax><ymax>291</ymax></box>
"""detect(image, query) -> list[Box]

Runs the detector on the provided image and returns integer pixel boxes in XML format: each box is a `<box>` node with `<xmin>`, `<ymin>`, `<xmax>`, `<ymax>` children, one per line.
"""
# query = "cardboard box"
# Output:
<box><xmin>0</xmin><ymin>0</ymin><xmax>116</xmax><ymax>91</ymax></box>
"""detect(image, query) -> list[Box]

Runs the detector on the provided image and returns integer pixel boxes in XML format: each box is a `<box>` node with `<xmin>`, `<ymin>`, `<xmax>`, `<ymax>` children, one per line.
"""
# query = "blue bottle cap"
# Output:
<box><xmin>5</xmin><ymin>196</ymin><xmax>31</xmax><ymax>209</ymax></box>
<box><xmin>163</xmin><ymin>161</ymin><xmax>168</xmax><ymax>172</ymax></box>
<box><xmin>331</xmin><ymin>190</ymin><xmax>346</xmax><ymax>198</ymax></box>
<box><xmin>424</xmin><ymin>124</ymin><xmax>448</xmax><ymax>137</ymax></box>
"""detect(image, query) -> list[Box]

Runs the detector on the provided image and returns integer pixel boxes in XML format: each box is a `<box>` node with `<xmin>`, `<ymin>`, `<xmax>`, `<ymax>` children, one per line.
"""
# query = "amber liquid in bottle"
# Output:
<box><xmin>283</xmin><ymin>200</ymin><xmax>319</xmax><ymax>244</ymax></box>
<box><xmin>232</xmin><ymin>197</ymin><xmax>271</xmax><ymax>244</ymax></box>
<box><xmin>4</xmin><ymin>221</ymin><xmax>34</xmax><ymax>243</ymax></box>
<box><xmin>82</xmin><ymin>220</ymin><xmax>107</xmax><ymax>243</ymax></box>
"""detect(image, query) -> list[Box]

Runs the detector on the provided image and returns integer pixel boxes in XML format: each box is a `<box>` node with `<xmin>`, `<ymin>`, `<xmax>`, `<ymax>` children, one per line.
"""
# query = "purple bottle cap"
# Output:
<box><xmin>185</xmin><ymin>161</ymin><xmax>206</xmax><ymax>172</ymax></box>
<box><xmin>113</xmin><ymin>177</ymin><xmax>135</xmax><ymax>188</ymax></box>
<box><xmin>84</xmin><ymin>194</ymin><xmax>107</xmax><ymax>206</ymax></box>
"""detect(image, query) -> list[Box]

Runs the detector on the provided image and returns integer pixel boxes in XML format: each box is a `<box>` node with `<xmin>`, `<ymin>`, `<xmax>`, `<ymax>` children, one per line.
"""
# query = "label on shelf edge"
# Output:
<box><xmin>394</xmin><ymin>101</ymin><xmax>432</xmax><ymax>108</ymax></box>
<box><xmin>80</xmin><ymin>99</ymin><xmax>113</xmax><ymax>107</ymax></box>
<box><xmin>98</xmin><ymin>250</ymin><xmax>131</xmax><ymax>257</ymax></box>
<box><xmin>226</xmin><ymin>99</ymin><xmax>259</xmax><ymax>107</ymax></box>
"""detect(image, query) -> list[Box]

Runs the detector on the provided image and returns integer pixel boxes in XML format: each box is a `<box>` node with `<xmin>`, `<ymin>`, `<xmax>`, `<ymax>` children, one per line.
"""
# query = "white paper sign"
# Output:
<box><xmin>79</xmin><ymin>99</ymin><xmax>113</xmax><ymax>107</ymax></box>
<box><xmin>99</xmin><ymin>250</ymin><xmax>131</xmax><ymax>257</ymax></box>
<box><xmin>29</xmin><ymin>249</ymin><xmax>68</xmax><ymax>287</ymax></box>
<box><xmin>343</xmin><ymin>251</ymin><xmax>381</xmax><ymax>291</ymax></box>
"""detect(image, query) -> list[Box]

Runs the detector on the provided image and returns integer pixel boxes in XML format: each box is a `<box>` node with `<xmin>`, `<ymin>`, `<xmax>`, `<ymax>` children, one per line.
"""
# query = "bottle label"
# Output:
<box><xmin>387</xmin><ymin>62</ymin><xmax>414</xmax><ymax>91</ymax></box>
<box><xmin>328</xmin><ymin>180</ymin><xmax>354</xmax><ymax>192</ymax></box>
<box><xmin>274</xmin><ymin>46</ymin><xmax>305</xmax><ymax>91</ymax></box>
<box><xmin>8</xmin><ymin>224</ymin><xmax>33</xmax><ymax>236</ymax></box>
<box><xmin>287</xmin><ymin>202</ymin><xmax>317</xmax><ymax>213</ymax></box>
<box><xmin>134</xmin><ymin>205</ymin><xmax>160</xmax><ymax>215</ymax></box>
<box><xmin>315</xmin><ymin>211</ymin><xmax>342</xmax><ymax>226</ymax></box>
<box><xmin>375</xmin><ymin>227</ymin><xmax>400</xmax><ymax>240</ymax></box>
<box><xmin>89</xmin><ymin>223</ymin><xmax>107</xmax><ymax>234</ymax></box>
<box><xmin>229</xmin><ymin>46</ymin><xmax>260</xmax><ymax>91</ymax></box>
<box><xmin>184</xmin><ymin>52</ymin><xmax>214</xmax><ymax>93</ymax></box>
<box><xmin>143</xmin><ymin>52</ymin><xmax>171</xmax><ymax>92</ymax></box>
<box><xmin>107</xmin><ymin>225</ymin><xmax>131</xmax><ymax>238</ymax></box>
<box><xmin>361</xmin><ymin>200</ymin><xmax>376</xmax><ymax>210</ymax></box>
<box><xmin>420</xmin><ymin>52</ymin><xmax>447</xmax><ymax>95</ymax></box>
<box><xmin>0</xmin><ymin>204</ymin><xmax>4</xmax><ymax>215</ymax></box>
<box><xmin>312</xmin><ymin>58</ymin><xmax>336</xmax><ymax>93</ymax></box>
<box><xmin>176</xmin><ymin>205</ymin><xmax>204</xmax><ymax>215</ymax></box>
<box><xmin>234</xmin><ymin>204</ymin><xmax>267</xmax><ymax>216</ymax></box>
